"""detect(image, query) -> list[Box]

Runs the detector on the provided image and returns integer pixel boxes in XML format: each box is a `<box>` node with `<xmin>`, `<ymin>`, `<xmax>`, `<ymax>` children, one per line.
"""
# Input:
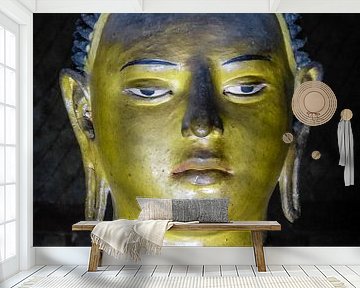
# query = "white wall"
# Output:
<box><xmin>1</xmin><ymin>0</ymin><xmax>360</xmax><ymax>273</ymax></box>
<box><xmin>36</xmin><ymin>247</ymin><xmax>360</xmax><ymax>266</ymax></box>
<box><xmin>30</xmin><ymin>0</ymin><xmax>360</xmax><ymax>267</ymax></box>
<box><xmin>24</xmin><ymin>0</ymin><xmax>360</xmax><ymax>12</ymax></box>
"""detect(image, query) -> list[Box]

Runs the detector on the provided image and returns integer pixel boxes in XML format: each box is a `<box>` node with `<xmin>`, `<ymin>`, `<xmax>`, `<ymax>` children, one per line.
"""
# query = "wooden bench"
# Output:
<box><xmin>72</xmin><ymin>220</ymin><xmax>281</xmax><ymax>273</ymax></box>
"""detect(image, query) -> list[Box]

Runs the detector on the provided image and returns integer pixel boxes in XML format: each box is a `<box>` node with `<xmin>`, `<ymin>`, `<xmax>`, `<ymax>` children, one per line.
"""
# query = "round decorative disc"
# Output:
<box><xmin>341</xmin><ymin>109</ymin><xmax>353</xmax><ymax>121</ymax></box>
<box><xmin>282</xmin><ymin>132</ymin><xmax>294</xmax><ymax>144</ymax></box>
<box><xmin>292</xmin><ymin>81</ymin><xmax>337</xmax><ymax>126</ymax></box>
<box><xmin>311</xmin><ymin>151</ymin><xmax>321</xmax><ymax>160</ymax></box>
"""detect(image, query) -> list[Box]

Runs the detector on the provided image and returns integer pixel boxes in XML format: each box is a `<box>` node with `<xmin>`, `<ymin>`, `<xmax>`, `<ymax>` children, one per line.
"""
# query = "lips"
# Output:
<box><xmin>172</xmin><ymin>158</ymin><xmax>233</xmax><ymax>186</ymax></box>
<box><xmin>172</xmin><ymin>158</ymin><xmax>233</xmax><ymax>175</ymax></box>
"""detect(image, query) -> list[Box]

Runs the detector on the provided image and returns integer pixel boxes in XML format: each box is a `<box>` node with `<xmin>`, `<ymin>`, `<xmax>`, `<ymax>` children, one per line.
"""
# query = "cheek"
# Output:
<box><xmin>92</xmin><ymin>87</ymin><xmax>188</xmax><ymax>177</ymax></box>
<box><xmin>220</xmin><ymin>90</ymin><xmax>290</xmax><ymax>174</ymax></box>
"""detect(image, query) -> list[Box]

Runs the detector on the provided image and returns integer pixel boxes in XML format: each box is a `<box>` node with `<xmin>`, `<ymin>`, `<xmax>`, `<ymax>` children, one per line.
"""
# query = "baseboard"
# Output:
<box><xmin>35</xmin><ymin>247</ymin><xmax>360</xmax><ymax>266</ymax></box>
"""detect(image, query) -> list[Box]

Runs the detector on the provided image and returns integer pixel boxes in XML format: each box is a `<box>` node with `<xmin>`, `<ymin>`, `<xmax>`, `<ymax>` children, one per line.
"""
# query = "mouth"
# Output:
<box><xmin>171</xmin><ymin>158</ymin><xmax>233</xmax><ymax>186</ymax></box>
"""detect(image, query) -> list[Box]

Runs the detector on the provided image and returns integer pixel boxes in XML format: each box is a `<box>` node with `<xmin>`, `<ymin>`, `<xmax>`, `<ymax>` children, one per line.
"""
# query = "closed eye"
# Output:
<box><xmin>124</xmin><ymin>88</ymin><xmax>171</xmax><ymax>98</ymax></box>
<box><xmin>223</xmin><ymin>84</ymin><xmax>266</xmax><ymax>96</ymax></box>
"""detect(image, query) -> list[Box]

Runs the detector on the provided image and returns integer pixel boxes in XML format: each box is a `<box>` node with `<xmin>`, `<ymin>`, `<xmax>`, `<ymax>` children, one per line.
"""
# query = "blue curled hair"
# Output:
<box><xmin>71</xmin><ymin>13</ymin><xmax>311</xmax><ymax>74</ymax></box>
<box><xmin>71</xmin><ymin>13</ymin><xmax>101</xmax><ymax>73</ymax></box>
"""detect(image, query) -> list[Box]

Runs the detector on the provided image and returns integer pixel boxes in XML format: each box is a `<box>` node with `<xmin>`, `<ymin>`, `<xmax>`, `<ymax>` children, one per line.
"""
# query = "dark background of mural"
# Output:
<box><xmin>34</xmin><ymin>14</ymin><xmax>360</xmax><ymax>246</ymax></box>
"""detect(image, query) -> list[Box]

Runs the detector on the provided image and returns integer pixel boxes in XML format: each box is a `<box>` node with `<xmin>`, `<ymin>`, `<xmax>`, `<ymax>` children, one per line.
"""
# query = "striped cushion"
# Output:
<box><xmin>137</xmin><ymin>198</ymin><xmax>229</xmax><ymax>223</ymax></box>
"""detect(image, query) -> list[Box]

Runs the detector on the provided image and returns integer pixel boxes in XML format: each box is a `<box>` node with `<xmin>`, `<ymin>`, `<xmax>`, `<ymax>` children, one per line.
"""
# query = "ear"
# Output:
<box><xmin>295</xmin><ymin>61</ymin><xmax>323</xmax><ymax>84</ymax></box>
<box><xmin>59</xmin><ymin>69</ymin><xmax>95</xmax><ymax>144</ymax></box>
<box><xmin>279</xmin><ymin>62</ymin><xmax>323</xmax><ymax>223</ymax></box>
<box><xmin>59</xmin><ymin>69</ymin><xmax>110</xmax><ymax>221</ymax></box>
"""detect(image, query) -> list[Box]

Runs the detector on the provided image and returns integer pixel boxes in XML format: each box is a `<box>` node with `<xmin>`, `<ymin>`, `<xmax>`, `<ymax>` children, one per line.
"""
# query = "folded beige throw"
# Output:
<box><xmin>91</xmin><ymin>219</ymin><xmax>173</xmax><ymax>261</ymax></box>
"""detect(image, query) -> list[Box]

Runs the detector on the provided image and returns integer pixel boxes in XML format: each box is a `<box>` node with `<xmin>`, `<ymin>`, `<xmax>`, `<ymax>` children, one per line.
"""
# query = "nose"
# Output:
<box><xmin>181</xmin><ymin>60</ymin><xmax>223</xmax><ymax>138</ymax></box>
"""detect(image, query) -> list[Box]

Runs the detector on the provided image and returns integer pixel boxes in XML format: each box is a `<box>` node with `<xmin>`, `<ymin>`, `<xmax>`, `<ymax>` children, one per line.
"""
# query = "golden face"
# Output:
<box><xmin>86</xmin><ymin>14</ymin><xmax>293</xmax><ymax>245</ymax></box>
<box><xmin>61</xmin><ymin>14</ymin><xmax>320</xmax><ymax>246</ymax></box>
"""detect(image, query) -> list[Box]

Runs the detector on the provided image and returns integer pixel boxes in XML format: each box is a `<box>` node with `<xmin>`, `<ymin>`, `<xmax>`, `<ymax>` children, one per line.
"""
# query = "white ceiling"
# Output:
<box><xmin>15</xmin><ymin>0</ymin><xmax>360</xmax><ymax>13</ymax></box>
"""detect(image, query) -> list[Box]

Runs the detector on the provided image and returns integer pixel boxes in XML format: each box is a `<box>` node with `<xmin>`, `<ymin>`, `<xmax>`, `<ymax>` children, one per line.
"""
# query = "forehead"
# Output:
<box><xmin>100</xmin><ymin>14</ymin><xmax>284</xmax><ymax>55</ymax></box>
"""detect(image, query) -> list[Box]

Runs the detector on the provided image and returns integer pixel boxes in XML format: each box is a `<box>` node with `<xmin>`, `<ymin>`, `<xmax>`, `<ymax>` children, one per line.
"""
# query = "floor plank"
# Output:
<box><xmin>332</xmin><ymin>266</ymin><xmax>360</xmax><ymax>288</ymax></box>
<box><xmin>169</xmin><ymin>265</ymin><xmax>187</xmax><ymax>277</ymax></box>
<box><xmin>31</xmin><ymin>265</ymin><xmax>61</xmax><ymax>277</ymax></box>
<box><xmin>221</xmin><ymin>265</ymin><xmax>238</xmax><ymax>277</ymax></box>
<box><xmin>0</xmin><ymin>266</ymin><xmax>45</xmax><ymax>288</ymax></box>
<box><xmin>136</xmin><ymin>265</ymin><xmax>156</xmax><ymax>277</ymax></box>
<box><xmin>2</xmin><ymin>264</ymin><xmax>360</xmax><ymax>287</ymax></box>
<box><xmin>101</xmin><ymin>265</ymin><xmax>124</xmax><ymax>277</ymax></box>
<box><xmin>49</xmin><ymin>265</ymin><xmax>76</xmax><ymax>277</ymax></box>
<box><xmin>152</xmin><ymin>265</ymin><xmax>172</xmax><ymax>277</ymax></box>
<box><xmin>316</xmin><ymin>265</ymin><xmax>354</xmax><ymax>287</ymax></box>
<box><xmin>300</xmin><ymin>265</ymin><xmax>324</xmax><ymax>277</ymax></box>
<box><xmin>252</xmin><ymin>265</ymin><xmax>272</xmax><ymax>277</ymax></box>
<box><xmin>117</xmin><ymin>265</ymin><xmax>140</xmax><ymax>277</ymax></box>
<box><xmin>187</xmin><ymin>265</ymin><xmax>203</xmax><ymax>277</ymax></box>
<box><xmin>284</xmin><ymin>265</ymin><xmax>308</xmax><ymax>277</ymax></box>
<box><xmin>349</xmin><ymin>266</ymin><xmax>360</xmax><ymax>277</ymax></box>
<box><xmin>66</xmin><ymin>265</ymin><xmax>88</xmax><ymax>277</ymax></box>
<box><xmin>268</xmin><ymin>265</ymin><xmax>289</xmax><ymax>277</ymax></box>
<box><xmin>11</xmin><ymin>266</ymin><xmax>61</xmax><ymax>288</ymax></box>
<box><xmin>236</xmin><ymin>265</ymin><xmax>255</xmax><ymax>277</ymax></box>
<box><xmin>204</xmin><ymin>265</ymin><xmax>221</xmax><ymax>277</ymax></box>
<box><xmin>82</xmin><ymin>265</ymin><xmax>108</xmax><ymax>278</ymax></box>
<box><xmin>347</xmin><ymin>265</ymin><xmax>360</xmax><ymax>276</ymax></box>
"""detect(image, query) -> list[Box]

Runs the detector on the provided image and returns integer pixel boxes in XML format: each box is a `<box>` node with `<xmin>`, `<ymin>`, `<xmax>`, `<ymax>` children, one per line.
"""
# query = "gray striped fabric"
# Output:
<box><xmin>137</xmin><ymin>198</ymin><xmax>229</xmax><ymax>223</ymax></box>
<box><xmin>21</xmin><ymin>276</ymin><xmax>345</xmax><ymax>288</ymax></box>
<box><xmin>172</xmin><ymin>199</ymin><xmax>228</xmax><ymax>223</ymax></box>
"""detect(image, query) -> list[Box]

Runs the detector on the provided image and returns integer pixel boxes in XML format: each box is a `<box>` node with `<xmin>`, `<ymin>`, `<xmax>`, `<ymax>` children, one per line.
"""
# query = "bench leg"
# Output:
<box><xmin>251</xmin><ymin>231</ymin><xmax>266</xmax><ymax>272</ymax></box>
<box><xmin>88</xmin><ymin>243</ymin><xmax>102</xmax><ymax>272</ymax></box>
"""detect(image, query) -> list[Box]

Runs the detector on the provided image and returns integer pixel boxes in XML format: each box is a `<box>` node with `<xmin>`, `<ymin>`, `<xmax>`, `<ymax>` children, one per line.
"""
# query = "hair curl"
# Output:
<box><xmin>71</xmin><ymin>13</ymin><xmax>311</xmax><ymax>74</ymax></box>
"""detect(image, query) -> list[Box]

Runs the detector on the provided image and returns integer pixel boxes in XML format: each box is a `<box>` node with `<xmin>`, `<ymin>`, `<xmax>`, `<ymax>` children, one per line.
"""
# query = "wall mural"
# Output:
<box><xmin>34</xmin><ymin>14</ymin><xmax>360</xmax><ymax>247</ymax></box>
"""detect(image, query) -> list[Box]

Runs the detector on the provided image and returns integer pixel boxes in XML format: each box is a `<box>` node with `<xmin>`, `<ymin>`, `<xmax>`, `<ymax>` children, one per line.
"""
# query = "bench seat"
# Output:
<box><xmin>72</xmin><ymin>220</ymin><xmax>281</xmax><ymax>273</ymax></box>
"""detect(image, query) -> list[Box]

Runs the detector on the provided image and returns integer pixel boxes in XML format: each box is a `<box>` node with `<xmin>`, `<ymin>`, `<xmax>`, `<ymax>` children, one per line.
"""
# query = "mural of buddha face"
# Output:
<box><xmin>60</xmin><ymin>14</ymin><xmax>322</xmax><ymax>246</ymax></box>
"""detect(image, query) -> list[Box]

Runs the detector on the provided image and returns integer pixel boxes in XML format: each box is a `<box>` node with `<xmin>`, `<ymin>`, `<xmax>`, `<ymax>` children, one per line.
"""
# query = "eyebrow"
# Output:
<box><xmin>222</xmin><ymin>54</ymin><xmax>271</xmax><ymax>66</ymax></box>
<box><xmin>120</xmin><ymin>58</ymin><xmax>178</xmax><ymax>71</ymax></box>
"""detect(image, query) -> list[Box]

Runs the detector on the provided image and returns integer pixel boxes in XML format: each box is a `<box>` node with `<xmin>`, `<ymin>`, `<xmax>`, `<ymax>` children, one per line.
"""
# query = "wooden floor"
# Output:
<box><xmin>1</xmin><ymin>265</ymin><xmax>360</xmax><ymax>287</ymax></box>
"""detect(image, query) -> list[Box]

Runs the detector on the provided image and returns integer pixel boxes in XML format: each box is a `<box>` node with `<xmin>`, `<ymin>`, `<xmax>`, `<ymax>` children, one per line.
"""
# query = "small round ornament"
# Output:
<box><xmin>311</xmin><ymin>150</ymin><xmax>321</xmax><ymax>160</ymax></box>
<box><xmin>282</xmin><ymin>132</ymin><xmax>294</xmax><ymax>144</ymax></box>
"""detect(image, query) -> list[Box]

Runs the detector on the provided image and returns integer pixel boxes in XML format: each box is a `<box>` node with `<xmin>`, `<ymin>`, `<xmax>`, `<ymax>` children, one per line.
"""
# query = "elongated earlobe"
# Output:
<box><xmin>279</xmin><ymin>61</ymin><xmax>323</xmax><ymax>222</ymax></box>
<box><xmin>59</xmin><ymin>69</ymin><xmax>110</xmax><ymax>221</ymax></box>
<box><xmin>279</xmin><ymin>123</ymin><xmax>309</xmax><ymax>222</ymax></box>
<box><xmin>85</xmin><ymin>167</ymin><xmax>110</xmax><ymax>221</ymax></box>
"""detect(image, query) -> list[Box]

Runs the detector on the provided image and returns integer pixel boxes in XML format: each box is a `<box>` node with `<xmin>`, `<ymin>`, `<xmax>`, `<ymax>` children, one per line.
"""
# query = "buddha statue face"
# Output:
<box><xmin>60</xmin><ymin>14</ymin><xmax>321</xmax><ymax>246</ymax></box>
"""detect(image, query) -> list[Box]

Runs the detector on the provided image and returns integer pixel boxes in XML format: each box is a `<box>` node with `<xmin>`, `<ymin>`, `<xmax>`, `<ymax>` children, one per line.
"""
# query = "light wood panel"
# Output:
<box><xmin>73</xmin><ymin>220</ymin><xmax>279</xmax><ymax>272</ymax></box>
<box><xmin>268</xmin><ymin>265</ymin><xmax>289</xmax><ymax>277</ymax></box>
<box><xmin>136</xmin><ymin>265</ymin><xmax>156</xmax><ymax>277</ymax></box>
<box><xmin>316</xmin><ymin>265</ymin><xmax>353</xmax><ymax>287</ymax></box>
<box><xmin>117</xmin><ymin>265</ymin><xmax>140</xmax><ymax>277</ymax></box>
<box><xmin>169</xmin><ymin>265</ymin><xmax>187</xmax><ymax>277</ymax></box>
<box><xmin>283</xmin><ymin>265</ymin><xmax>307</xmax><ymax>277</ymax></box>
<box><xmin>0</xmin><ymin>266</ymin><xmax>44</xmax><ymax>288</ymax></box>
<box><xmin>300</xmin><ymin>265</ymin><xmax>324</xmax><ymax>277</ymax></box>
<box><xmin>49</xmin><ymin>266</ymin><xmax>76</xmax><ymax>277</ymax></box>
<box><xmin>332</xmin><ymin>266</ymin><xmax>360</xmax><ymax>288</ymax></box>
<box><xmin>66</xmin><ymin>265</ymin><xmax>88</xmax><ymax>277</ymax></box>
<box><xmin>187</xmin><ymin>265</ymin><xmax>203</xmax><ymax>277</ymax></box>
<box><xmin>3</xmin><ymin>265</ymin><xmax>360</xmax><ymax>287</ymax></box>
<box><xmin>152</xmin><ymin>265</ymin><xmax>172</xmax><ymax>277</ymax></box>
<box><xmin>236</xmin><ymin>265</ymin><xmax>255</xmax><ymax>277</ymax></box>
<box><xmin>203</xmin><ymin>265</ymin><xmax>221</xmax><ymax>277</ymax></box>
<box><xmin>221</xmin><ymin>265</ymin><xmax>238</xmax><ymax>277</ymax></box>
<box><xmin>72</xmin><ymin>221</ymin><xmax>281</xmax><ymax>231</ymax></box>
<box><xmin>101</xmin><ymin>265</ymin><xmax>124</xmax><ymax>277</ymax></box>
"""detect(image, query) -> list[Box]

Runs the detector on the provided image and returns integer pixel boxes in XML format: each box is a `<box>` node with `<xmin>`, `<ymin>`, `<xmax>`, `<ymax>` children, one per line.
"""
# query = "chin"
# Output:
<box><xmin>167</xmin><ymin>182</ymin><xmax>230</xmax><ymax>199</ymax></box>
